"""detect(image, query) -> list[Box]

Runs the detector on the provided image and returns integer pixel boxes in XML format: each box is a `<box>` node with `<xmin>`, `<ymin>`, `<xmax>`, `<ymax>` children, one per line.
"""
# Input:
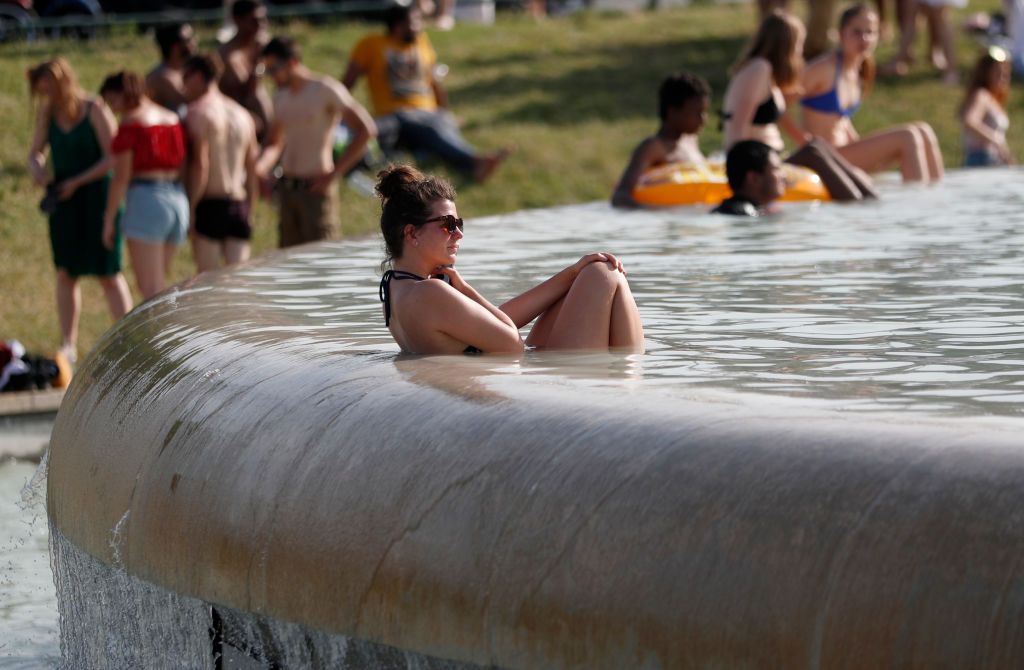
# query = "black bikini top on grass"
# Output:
<box><xmin>379</xmin><ymin>269</ymin><xmax>482</xmax><ymax>354</ymax></box>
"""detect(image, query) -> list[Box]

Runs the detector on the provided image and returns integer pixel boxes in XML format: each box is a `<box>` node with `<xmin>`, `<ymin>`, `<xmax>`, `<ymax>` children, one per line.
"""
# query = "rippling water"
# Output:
<box><xmin>198</xmin><ymin>168</ymin><xmax>1024</xmax><ymax>417</ymax></box>
<box><xmin>0</xmin><ymin>459</ymin><xmax>57</xmax><ymax>667</ymax></box>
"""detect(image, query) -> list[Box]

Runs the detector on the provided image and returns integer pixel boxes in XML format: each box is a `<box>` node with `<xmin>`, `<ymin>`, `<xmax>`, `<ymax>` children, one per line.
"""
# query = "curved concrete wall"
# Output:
<box><xmin>48</xmin><ymin>255</ymin><xmax>1024</xmax><ymax>668</ymax></box>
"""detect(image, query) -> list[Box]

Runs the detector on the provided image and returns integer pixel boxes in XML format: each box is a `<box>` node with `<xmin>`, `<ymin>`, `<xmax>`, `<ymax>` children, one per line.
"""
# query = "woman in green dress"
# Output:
<box><xmin>27</xmin><ymin>58</ymin><xmax>133</xmax><ymax>364</ymax></box>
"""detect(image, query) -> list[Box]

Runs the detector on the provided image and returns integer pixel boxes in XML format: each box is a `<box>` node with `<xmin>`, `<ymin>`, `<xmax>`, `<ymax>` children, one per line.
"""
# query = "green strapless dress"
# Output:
<box><xmin>48</xmin><ymin>103</ymin><xmax>122</xmax><ymax>277</ymax></box>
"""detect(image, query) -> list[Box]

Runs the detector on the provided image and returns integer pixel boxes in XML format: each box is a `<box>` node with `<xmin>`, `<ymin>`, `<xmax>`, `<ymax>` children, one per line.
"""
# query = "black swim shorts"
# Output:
<box><xmin>194</xmin><ymin>198</ymin><xmax>252</xmax><ymax>241</ymax></box>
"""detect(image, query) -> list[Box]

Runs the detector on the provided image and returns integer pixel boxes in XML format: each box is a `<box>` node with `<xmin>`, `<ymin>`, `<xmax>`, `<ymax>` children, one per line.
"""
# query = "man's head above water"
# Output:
<box><xmin>725</xmin><ymin>140</ymin><xmax>786</xmax><ymax>207</ymax></box>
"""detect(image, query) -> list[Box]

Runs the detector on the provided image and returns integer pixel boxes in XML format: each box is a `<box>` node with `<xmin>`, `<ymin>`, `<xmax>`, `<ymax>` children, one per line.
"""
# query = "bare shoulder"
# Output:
<box><xmin>641</xmin><ymin>135</ymin><xmax>671</xmax><ymax>162</ymax></box>
<box><xmin>804</xmin><ymin>53</ymin><xmax>831</xmax><ymax>77</ymax></box>
<box><xmin>401</xmin><ymin>278</ymin><xmax>465</xmax><ymax>317</ymax></box>
<box><xmin>316</xmin><ymin>74</ymin><xmax>351</xmax><ymax>98</ymax></box>
<box><xmin>225</xmin><ymin>96</ymin><xmax>256</xmax><ymax>129</ymax></box>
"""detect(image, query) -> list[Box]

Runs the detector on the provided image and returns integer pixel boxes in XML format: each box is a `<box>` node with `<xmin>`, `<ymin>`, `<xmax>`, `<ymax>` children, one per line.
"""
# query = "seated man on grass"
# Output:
<box><xmin>712</xmin><ymin>140</ymin><xmax>786</xmax><ymax>217</ymax></box>
<box><xmin>342</xmin><ymin>3</ymin><xmax>509</xmax><ymax>183</ymax></box>
<box><xmin>611</xmin><ymin>71</ymin><xmax>711</xmax><ymax>208</ymax></box>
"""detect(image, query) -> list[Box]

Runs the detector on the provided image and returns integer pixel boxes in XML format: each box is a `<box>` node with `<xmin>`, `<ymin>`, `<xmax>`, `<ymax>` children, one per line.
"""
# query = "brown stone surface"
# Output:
<box><xmin>46</xmin><ymin>268</ymin><xmax>1024</xmax><ymax>669</ymax></box>
<box><xmin>0</xmin><ymin>389</ymin><xmax>63</xmax><ymax>416</ymax></box>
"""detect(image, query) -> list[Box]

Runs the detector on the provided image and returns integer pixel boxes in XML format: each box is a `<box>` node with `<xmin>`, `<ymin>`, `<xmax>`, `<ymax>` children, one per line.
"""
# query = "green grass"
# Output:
<box><xmin>0</xmin><ymin>1</ymin><xmax>1013</xmax><ymax>356</ymax></box>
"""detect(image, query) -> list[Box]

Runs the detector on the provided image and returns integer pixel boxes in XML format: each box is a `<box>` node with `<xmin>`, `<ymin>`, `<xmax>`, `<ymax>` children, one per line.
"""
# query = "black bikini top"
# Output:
<box><xmin>378</xmin><ymin>269</ymin><xmax>483</xmax><ymax>355</ymax></box>
<box><xmin>720</xmin><ymin>94</ymin><xmax>782</xmax><ymax>129</ymax></box>
<box><xmin>379</xmin><ymin>269</ymin><xmax>424</xmax><ymax>327</ymax></box>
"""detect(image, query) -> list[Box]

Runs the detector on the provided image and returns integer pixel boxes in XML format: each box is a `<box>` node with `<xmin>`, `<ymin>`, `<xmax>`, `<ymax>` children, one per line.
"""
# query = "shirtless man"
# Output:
<box><xmin>611</xmin><ymin>71</ymin><xmax>710</xmax><ymax>209</ymax></box>
<box><xmin>182</xmin><ymin>54</ymin><xmax>258</xmax><ymax>271</ymax></box>
<box><xmin>256</xmin><ymin>36</ymin><xmax>377</xmax><ymax>248</ymax></box>
<box><xmin>146</xmin><ymin>23</ymin><xmax>196</xmax><ymax>114</ymax></box>
<box><xmin>218</xmin><ymin>0</ymin><xmax>273</xmax><ymax>141</ymax></box>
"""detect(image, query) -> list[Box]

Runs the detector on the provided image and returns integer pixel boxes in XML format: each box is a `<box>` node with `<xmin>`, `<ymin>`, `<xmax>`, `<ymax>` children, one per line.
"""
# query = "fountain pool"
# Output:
<box><xmin>34</xmin><ymin>167</ymin><xmax>1024</xmax><ymax>667</ymax></box>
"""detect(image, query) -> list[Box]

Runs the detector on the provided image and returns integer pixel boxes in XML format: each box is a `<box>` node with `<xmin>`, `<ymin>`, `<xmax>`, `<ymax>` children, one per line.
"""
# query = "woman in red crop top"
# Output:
<box><xmin>100</xmin><ymin>71</ymin><xmax>190</xmax><ymax>301</ymax></box>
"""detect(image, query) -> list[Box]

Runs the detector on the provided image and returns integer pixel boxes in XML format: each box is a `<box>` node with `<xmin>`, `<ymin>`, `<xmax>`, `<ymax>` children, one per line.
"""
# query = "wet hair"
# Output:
<box><xmin>658</xmin><ymin>71</ymin><xmax>710</xmax><ymax>120</ymax></box>
<box><xmin>376</xmin><ymin>164</ymin><xmax>457</xmax><ymax>270</ymax></box>
<box><xmin>734</xmin><ymin>10</ymin><xmax>805</xmax><ymax>89</ymax></box>
<box><xmin>838</xmin><ymin>4</ymin><xmax>876</xmax><ymax>93</ymax></box>
<box><xmin>155</xmin><ymin>23</ymin><xmax>189</xmax><ymax>60</ymax></box>
<box><xmin>27</xmin><ymin>58</ymin><xmax>84</xmax><ymax>121</ymax></box>
<box><xmin>183</xmin><ymin>54</ymin><xmax>221</xmax><ymax>83</ymax></box>
<box><xmin>99</xmin><ymin>71</ymin><xmax>145</xmax><ymax>109</ymax></box>
<box><xmin>231</xmin><ymin>0</ymin><xmax>262</xmax><ymax>19</ymax></box>
<box><xmin>261</xmin><ymin>36</ymin><xmax>300</xmax><ymax>62</ymax></box>
<box><xmin>383</xmin><ymin>2</ymin><xmax>413</xmax><ymax>31</ymax></box>
<box><xmin>725</xmin><ymin>140</ymin><xmax>774</xmax><ymax>192</ymax></box>
<box><xmin>961</xmin><ymin>48</ymin><xmax>1010</xmax><ymax>116</ymax></box>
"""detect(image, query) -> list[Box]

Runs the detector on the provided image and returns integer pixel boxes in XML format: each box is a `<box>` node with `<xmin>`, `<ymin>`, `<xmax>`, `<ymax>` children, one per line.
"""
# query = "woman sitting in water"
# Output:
<box><xmin>800</xmin><ymin>4</ymin><xmax>944</xmax><ymax>183</ymax></box>
<box><xmin>960</xmin><ymin>47</ymin><xmax>1014</xmax><ymax>167</ymax></box>
<box><xmin>377</xmin><ymin>165</ymin><xmax>645</xmax><ymax>354</ymax></box>
<box><xmin>721</xmin><ymin>10</ymin><xmax>877</xmax><ymax>201</ymax></box>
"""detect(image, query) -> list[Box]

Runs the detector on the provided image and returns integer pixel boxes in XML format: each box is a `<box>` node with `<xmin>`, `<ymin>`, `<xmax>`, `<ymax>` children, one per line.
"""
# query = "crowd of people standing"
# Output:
<box><xmin>24</xmin><ymin>0</ymin><xmax>1016</xmax><ymax>361</ymax></box>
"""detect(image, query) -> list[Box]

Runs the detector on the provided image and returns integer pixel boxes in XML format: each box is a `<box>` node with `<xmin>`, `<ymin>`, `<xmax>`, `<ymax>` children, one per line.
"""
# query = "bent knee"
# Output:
<box><xmin>912</xmin><ymin>121</ymin><xmax>938</xmax><ymax>142</ymax></box>
<box><xmin>576</xmin><ymin>260</ymin><xmax>622</xmax><ymax>288</ymax></box>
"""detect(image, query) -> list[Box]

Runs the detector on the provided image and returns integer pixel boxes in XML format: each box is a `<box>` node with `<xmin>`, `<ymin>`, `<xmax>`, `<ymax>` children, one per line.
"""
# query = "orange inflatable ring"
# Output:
<box><xmin>633</xmin><ymin>161</ymin><xmax>831</xmax><ymax>207</ymax></box>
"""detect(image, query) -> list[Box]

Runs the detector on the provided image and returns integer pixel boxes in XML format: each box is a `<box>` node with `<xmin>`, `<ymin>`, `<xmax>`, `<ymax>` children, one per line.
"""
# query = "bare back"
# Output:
<box><xmin>190</xmin><ymin>93</ymin><xmax>255</xmax><ymax>199</ymax></box>
<box><xmin>387</xmin><ymin>279</ymin><xmax>479</xmax><ymax>354</ymax></box>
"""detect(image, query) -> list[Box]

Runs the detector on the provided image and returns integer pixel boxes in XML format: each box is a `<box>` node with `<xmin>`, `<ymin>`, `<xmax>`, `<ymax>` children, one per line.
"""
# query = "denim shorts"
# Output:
<box><xmin>963</xmin><ymin>150</ymin><xmax>1004</xmax><ymax>168</ymax></box>
<box><xmin>122</xmin><ymin>180</ymin><xmax>189</xmax><ymax>245</ymax></box>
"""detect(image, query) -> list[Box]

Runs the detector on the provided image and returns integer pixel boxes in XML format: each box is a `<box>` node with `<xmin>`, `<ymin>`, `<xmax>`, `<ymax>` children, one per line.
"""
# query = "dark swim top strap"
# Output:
<box><xmin>379</xmin><ymin>269</ymin><xmax>426</xmax><ymax>327</ymax></box>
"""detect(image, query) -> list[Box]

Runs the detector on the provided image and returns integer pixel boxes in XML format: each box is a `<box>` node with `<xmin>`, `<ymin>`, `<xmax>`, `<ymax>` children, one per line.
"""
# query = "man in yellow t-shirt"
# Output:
<box><xmin>343</xmin><ymin>4</ymin><xmax>508</xmax><ymax>183</ymax></box>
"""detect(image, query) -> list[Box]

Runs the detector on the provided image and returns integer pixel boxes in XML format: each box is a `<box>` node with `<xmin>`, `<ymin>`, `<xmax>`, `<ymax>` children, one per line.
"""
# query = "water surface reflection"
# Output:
<box><xmin>160</xmin><ymin>168</ymin><xmax>1024</xmax><ymax>417</ymax></box>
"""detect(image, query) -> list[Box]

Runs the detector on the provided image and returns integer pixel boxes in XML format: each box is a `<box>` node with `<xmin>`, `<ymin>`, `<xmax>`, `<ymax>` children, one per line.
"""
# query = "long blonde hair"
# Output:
<box><xmin>735</xmin><ymin>10</ymin><xmax>805</xmax><ymax>90</ymax></box>
<box><xmin>27</xmin><ymin>58</ymin><xmax>84</xmax><ymax>122</ymax></box>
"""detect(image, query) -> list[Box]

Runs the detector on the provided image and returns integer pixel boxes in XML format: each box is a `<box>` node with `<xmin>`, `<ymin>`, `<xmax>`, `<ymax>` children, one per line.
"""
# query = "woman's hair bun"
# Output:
<box><xmin>375</xmin><ymin>164</ymin><xmax>425</xmax><ymax>201</ymax></box>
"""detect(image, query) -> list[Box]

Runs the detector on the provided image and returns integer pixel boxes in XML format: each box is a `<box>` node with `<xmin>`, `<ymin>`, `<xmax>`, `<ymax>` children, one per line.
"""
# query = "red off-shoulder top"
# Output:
<box><xmin>111</xmin><ymin>122</ymin><xmax>186</xmax><ymax>172</ymax></box>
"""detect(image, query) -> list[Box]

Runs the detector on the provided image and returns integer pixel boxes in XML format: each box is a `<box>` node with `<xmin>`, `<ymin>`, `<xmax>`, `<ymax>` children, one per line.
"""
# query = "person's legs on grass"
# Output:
<box><xmin>127</xmin><ymin>239</ymin><xmax>168</xmax><ymax>300</ymax></box>
<box><xmin>98</xmin><ymin>273</ymin><xmax>133</xmax><ymax>321</ymax></box>
<box><xmin>55</xmin><ymin>269</ymin><xmax>80</xmax><ymax>356</ymax></box>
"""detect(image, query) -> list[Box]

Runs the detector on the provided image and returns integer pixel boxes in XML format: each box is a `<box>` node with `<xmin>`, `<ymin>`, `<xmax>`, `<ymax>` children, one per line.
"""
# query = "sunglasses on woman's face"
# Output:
<box><xmin>424</xmin><ymin>214</ymin><xmax>464</xmax><ymax>235</ymax></box>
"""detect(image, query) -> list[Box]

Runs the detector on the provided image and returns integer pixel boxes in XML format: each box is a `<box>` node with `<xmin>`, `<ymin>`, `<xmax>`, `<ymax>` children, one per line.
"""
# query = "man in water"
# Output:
<box><xmin>146</xmin><ymin>22</ymin><xmax>196</xmax><ymax>114</ymax></box>
<box><xmin>256</xmin><ymin>36</ymin><xmax>377</xmax><ymax>247</ymax></box>
<box><xmin>611</xmin><ymin>71</ymin><xmax>710</xmax><ymax>208</ymax></box>
<box><xmin>218</xmin><ymin>0</ymin><xmax>273</xmax><ymax>141</ymax></box>
<box><xmin>712</xmin><ymin>140</ymin><xmax>786</xmax><ymax>217</ymax></box>
<box><xmin>182</xmin><ymin>54</ymin><xmax>259</xmax><ymax>271</ymax></box>
<box><xmin>342</xmin><ymin>3</ymin><xmax>509</xmax><ymax>183</ymax></box>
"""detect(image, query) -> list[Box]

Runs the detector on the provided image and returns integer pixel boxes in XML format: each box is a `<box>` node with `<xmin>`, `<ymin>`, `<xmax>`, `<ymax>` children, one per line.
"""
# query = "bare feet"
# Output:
<box><xmin>472</xmin><ymin>147</ymin><xmax>513</xmax><ymax>183</ymax></box>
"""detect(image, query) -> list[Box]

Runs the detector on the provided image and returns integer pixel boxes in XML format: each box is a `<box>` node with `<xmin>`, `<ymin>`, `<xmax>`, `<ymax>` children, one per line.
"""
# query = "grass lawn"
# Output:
<box><xmin>0</xmin><ymin>0</ymin><xmax>1013</xmax><ymax>357</ymax></box>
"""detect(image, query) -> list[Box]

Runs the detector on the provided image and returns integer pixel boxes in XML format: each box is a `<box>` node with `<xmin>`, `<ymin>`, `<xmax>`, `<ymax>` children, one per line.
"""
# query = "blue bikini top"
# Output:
<box><xmin>800</xmin><ymin>52</ymin><xmax>861</xmax><ymax>118</ymax></box>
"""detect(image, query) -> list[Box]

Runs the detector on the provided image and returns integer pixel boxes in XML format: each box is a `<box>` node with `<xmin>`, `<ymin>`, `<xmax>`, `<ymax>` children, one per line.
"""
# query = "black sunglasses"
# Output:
<box><xmin>423</xmin><ymin>214</ymin><xmax>464</xmax><ymax>235</ymax></box>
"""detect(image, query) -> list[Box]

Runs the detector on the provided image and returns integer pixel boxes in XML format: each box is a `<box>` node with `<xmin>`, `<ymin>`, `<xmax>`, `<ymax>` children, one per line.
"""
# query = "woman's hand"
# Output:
<box><xmin>432</xmin><ymin>264</ymin><xmax>470</xmax><ymax>293</ymax></box>
<box><xmin>29</xmin><ymin>162</ymin><xmax>49</xmax><ymax>188</ymax></box>
<box><xmin>57</xmin><ymin>178</ymin><xmax>79</xmax><ymax>201</ymax></box>
<box><xmin>998</xmin><ymin>141</ymin><xmax>1014</xmax><ymax>165</ymax></box>
<box><xmin>572</xmin><ymin>252</ymin><xmax>625</xmax><ymax>277</ymax></box>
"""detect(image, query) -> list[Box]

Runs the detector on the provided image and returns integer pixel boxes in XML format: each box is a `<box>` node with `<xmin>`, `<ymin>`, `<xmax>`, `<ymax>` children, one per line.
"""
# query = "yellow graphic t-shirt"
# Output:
<box><xmin>350</xmin><ymin>33</ymin><xmax>438</xmax><ymax>117</ymax></box>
